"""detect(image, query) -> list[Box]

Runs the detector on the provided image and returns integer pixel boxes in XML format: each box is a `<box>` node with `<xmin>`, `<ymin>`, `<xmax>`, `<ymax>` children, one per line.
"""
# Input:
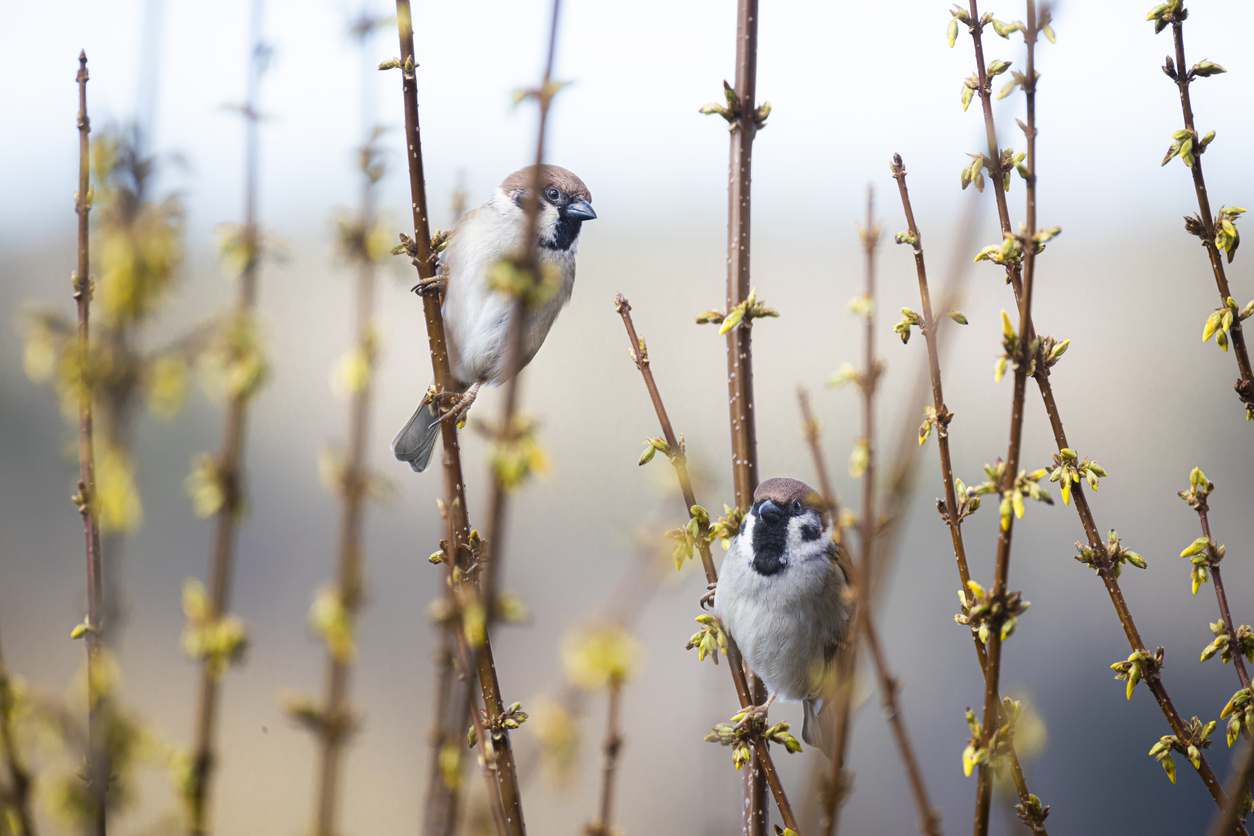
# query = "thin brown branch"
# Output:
<box><xmin>1165</xmin><ymin>13</ymin><xmax>1254</xmax><ymax>414</ymax></box>
<box><xmin>1194</xmin><ymin>504</ymin><xmax>1252</xmax><ymax>693</ymax></box>
<box><xmin>585</xmin><ymin>682</ymin><xmax>623</xmax><ymax>836</ymax></box>
<box><xmin>311</xmin><ymin>18</ymin><xmax>386</xmax><ymax>833</ymax></box>
<box><xmin>186</xmin><ymin>4</ymin><xmax>266</xmax><ymax>828</ymax></box>
<box><xmin>391</xmin><ymin>2</ymin><xmax>517</xmax><ymax>834</ymax></box>
<box><xmin>73</xmin><ymin>50</ymin><xmax>108</xmax><ymax>836</ymax></box>
<box><xmin>614</xmin><ymin>294</ymin><xmax>797</xmax><ymax>833</ymax></box>
<box><xmin>824</xmin><ymin>188</ymin><xmax>881</xmax><ymax>836</ymax></box>
<box><xmin>974</xmin><ymin>7</ymin><xmax>1039</xmax><ymax>834</ymax></box>
<box><xmin>720</xmin><ymin>2</ymin><xmax>768</xmax><ymax>830</ymax></box>
<box><xmin>798</xmin><ymin>390</ymin><xmax>942</xmax><ymax>836</ymax></box>
<box><xmin>890</xmin><ymin>156</ymin><xmax>1047</xmax><ymax>834</ymax></box>
<box><xmin>963</xmin><ymin>0</ymin><xmax>1241</xmax><ymax>821</ymax></box>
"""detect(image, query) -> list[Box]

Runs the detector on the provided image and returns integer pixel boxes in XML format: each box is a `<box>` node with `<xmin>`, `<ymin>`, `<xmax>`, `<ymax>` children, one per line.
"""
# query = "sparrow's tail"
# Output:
<box><xmin>802</xmin><ymin>696</ymin><xmax>833</xmax><ymax>755</ymax></box>
<box><xmin>391</xmin><ymin>395</ymin><xmax>442</xmax><ymax>473</ymax></box>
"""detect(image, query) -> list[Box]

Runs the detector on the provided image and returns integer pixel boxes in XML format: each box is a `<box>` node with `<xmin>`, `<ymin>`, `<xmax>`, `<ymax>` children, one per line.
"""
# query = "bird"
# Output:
<box><xmin>391</xmin><ymin>164</ymin><xmax>596</xmax><ymax>472</ymax></box>
<box><xmin>712</xmin><ymin>477</ymin><xmax>852</xmax><ymax>751</ymax></box>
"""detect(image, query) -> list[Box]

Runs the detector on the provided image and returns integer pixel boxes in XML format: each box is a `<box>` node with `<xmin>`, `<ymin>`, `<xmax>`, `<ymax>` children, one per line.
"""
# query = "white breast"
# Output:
<box><xmin>440</xmin><ymin>192</ymin><xmax>578</xmax><ymax>387</ymax></box>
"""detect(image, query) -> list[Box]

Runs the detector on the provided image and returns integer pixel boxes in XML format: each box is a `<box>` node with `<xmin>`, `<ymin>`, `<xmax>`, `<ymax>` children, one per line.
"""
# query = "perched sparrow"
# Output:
<box><xmin>713</xmin><ymin>477</ymin><xmax>851</xmax><ymax>749</ymax></box>
<box><xmin>392</xmin><ymin>165</ymin><xmax>596</xmax><ymax>472</ymax></box>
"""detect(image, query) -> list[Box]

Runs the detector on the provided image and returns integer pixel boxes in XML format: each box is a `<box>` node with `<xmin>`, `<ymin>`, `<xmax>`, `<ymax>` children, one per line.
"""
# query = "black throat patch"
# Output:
<box><xmin>750</xmin><ymin>516</ymin><xmax>787</xmax><ymax>576</ymax></box>
<box><xmin>542</xmin><ymin>213</ymin><xmax>582</xmax><ymax>252</ymax></box>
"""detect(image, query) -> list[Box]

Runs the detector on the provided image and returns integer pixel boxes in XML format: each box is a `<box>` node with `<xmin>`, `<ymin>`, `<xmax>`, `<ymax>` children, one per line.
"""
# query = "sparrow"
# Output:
<box><xmin>391</xmin><ymin>165</ymin><xmax>596</xmax><ymax>472</ymax></box>
<box><xmin>712</xmin><ymin>477</ymin><xmax>851</xmax><ymax>750</ymax></box>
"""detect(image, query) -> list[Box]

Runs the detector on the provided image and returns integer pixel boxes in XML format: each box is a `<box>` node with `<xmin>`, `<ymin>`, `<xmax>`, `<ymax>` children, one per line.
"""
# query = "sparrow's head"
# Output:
<box><xmin>499</xmin><ymin>165</ymin><xmax>596</xmax><ymax>251</ymax></box>
<box><xmin>743</xmin><ymin>477</ymin><xmax>830</xmax><ymax>577</ymax></box>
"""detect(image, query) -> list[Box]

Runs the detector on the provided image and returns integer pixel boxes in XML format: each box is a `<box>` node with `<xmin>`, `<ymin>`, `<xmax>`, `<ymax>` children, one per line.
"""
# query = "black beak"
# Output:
<box><xmin>565</xmin><ymin>199</ymin><xmax>596</xmax><ymax>221</ymax></box>
<box><xmin>757</xmin><ymin>499</ymin><xmax>783</xmax><ymax>525</ymax></box>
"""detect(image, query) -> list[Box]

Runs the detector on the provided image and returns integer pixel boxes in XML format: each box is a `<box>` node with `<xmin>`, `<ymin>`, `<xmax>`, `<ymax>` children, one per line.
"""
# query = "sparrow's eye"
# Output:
<box><xmin>792</xmin><ymin>500</ymin><xmax>803</xmax><ymax>513</ymax></box>
<box><xmin>545</xmin><ymin>187</ymin><xmax>561</xmax><ymax>202</ymax></box>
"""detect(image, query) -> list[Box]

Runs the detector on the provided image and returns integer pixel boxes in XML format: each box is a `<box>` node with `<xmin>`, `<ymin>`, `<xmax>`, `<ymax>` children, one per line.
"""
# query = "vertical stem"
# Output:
<box><xmin>824</xmin><ymin>189</ymin><xmax>881</xmax><ymax>836</ymax></box>
<box><xmin>1168</xmin><ymin>18</ymin><xmax>1254</xmax><ymax>397</ymax></box>
<box><xmin>312</xmin><ymin>15</ymin><xmax>383</xmax><ymax>835</ymax></box>
<box><xmin>187</xmin><ymin>4</ymin><xmax>265</xmax><ymax>832</ymax></box>
<box><xmin>73</xmin><ymin>50</ymin><xmax>108</xmax><ymax>836</ymax></box>
<box><xmin>614</xmin><ymin>296</ymin><xmax>797</xmax><ymax>832</ymax></box>
<box><xmin>391</xmin><ymin>3</ymin><xmax>521</xmax><ymax>833</ymax></box>
<box><xmin>588</xmin><ymin>682</ymin><xmax>623</xmax><ymax>835</ymax></box>
<box><xmin>722</xmin><ymin>1</ymin><xmax>764</xmax><ymax>830</ymax></box>
<box><xmin>890</xmin><ymin>156</ymin><xmax>1047</xmax><ymax>833</ymax></box>
<box><xmin>974</xmin><ymin>7</ymin><xmax>1037</xmax><ymax>835</ymax></box>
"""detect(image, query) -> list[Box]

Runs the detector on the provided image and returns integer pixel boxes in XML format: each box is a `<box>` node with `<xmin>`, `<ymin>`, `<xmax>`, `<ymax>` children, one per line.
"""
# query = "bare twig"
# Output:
<box><xmin>615</xmin><ymin>294</ymin><xmax>797</xmax><ymax>833</ymax></box>
<box><xmin>961</xmin><ymin>0</ymin><xmax>1241</xmax><ymax>822</ymax></box>
<box><xmin>72</xmin><ymin>50</ymin><xmax>108</xmax><ymax>836</ymax></box>
<box><xmin>186</xmin><ymin>4</ymin><xmax>267</xmax><ymax>830</ymax></box>
<box><xmin>798</xmin><ymin>389</ymin><xmax>941</xmax><ymax>836</ymax></box>
<box><xmin>890</xmin><ymin>155</ymin><xmax>1048</xmax><ymax>833</ymax></box>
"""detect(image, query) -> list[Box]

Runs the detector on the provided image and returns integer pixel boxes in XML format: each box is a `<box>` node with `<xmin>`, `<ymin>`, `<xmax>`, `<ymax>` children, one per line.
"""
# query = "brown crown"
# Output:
<box><xmin>499</xmin><ymin>165</ymin><xmax>591</xmax><ymax>202</ymax></box>
<box><xmin>753</xmin><ymin>477</ymin><xmax>826</xmax><ymax>514</ymax></box>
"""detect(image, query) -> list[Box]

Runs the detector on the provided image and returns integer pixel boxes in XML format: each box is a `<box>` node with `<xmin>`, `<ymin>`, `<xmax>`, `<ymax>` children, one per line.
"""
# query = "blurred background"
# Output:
<box><xmin>3</xmin><ymin>0</ymin><xmax>1254</xmax><ymax>834</ymax></box>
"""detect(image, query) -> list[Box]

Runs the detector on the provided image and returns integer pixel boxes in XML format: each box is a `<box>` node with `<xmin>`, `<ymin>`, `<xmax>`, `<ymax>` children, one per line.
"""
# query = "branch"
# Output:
<box><xmin>614</xmin><ymin>294</ymin><xmax>797</xmax><ymax>833</ymax></box>
<box><xmin>1161</xmin><ymin>7</ymin><xmax>1254</xmax><ymax>417</ymax></box>
<box><xmin>72</xmin><ymin>49</ymin><xmax>108</xmax><ymax>836</ymax></box>
<box><xmin>186</xmin><ymin>5</ymin><xmax>268</xmax><ymax>827</ymax></box>
<box><xmin>891</xmin><ymin>155</ymin><xmax>1048</xmax><ymax>833</ymax></box>
<box><xmin>1208</xmin><ymin>739</ymin><xmax>1254</xmax><ymax>836</ymax></box>
<box><xmin>798</xmin><ymin>389</ymin><xmax>942</xmax><ymax>836</ymax></box>
<box><xmin>960</xmin><ymin>0</ymin><xmax>1242</xmax><ymax>823</ymax></box>
<box><xmin>311</xmin><ymin>20</ymin><xmax>387</xmax><ymax>834</ymax></box>
<box><xmin>585</xmin><ymin>682</ymin><xmax>623</xmax><ymax>836</ymax></box>
<box><xmin>390</xmin><ymin>2</ymin><xmax>518</xmax><ymax>833</ymax></box>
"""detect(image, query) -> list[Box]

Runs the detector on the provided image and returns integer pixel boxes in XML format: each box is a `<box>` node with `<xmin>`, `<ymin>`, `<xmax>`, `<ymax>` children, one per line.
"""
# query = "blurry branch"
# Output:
<box><xmin>890</xmin><ymin>155</ymin><xmax>1048</xmax><ymax>832</ymax></box>
<box><xmin>1209</xmin><ymin>741</ymin><xmax>1254</xmax><ymax>836</ymax></box>
<box><xmin>615</xmin><ymin>295</ymin><xmax>799</xmax><ymax>834</ymax></box>
<box><xmin>460</xmin><ymin>0</ymin><xmax>573</xmax><ymax>832</ymax></box>
<box><xmin>72</xmin><ymin>50</ymin><xmax>109</xmax><ymax>836</ymax></box>
<box><xmin>798</xmin><ymin>388</ymin><xmax>941</xmax><ymax>836</ymax></box>
<box><xmin>1151</xmin><ymin>0</ymin><xmax>1254</xmax><ymax>420</ymax></box>
<box><xmin>956</xmin><ymin>0</ymin><xmax>1241</xmax><ymax>821</ymax></box>
<box><xmin>386</xmin><ymin>2</ymin><xmax>512</xmax><ymax>833</ymax></box>
<box><xmin>303</xmin><ymin>11</ymin><xmax>392</xmax><ymax>836</ymax></box>
<box><xmin>822</xmin><ymin>191</ymin><xmax>881</xmax><ymax>836</ymax></box>
<box><xmin>185</xmin><ymin>3</ymin><xmax>269</xmax><ymax>830</ymax></box>
<box><xmin>0</xmin><ymin>622</ymin><xmax>36</xmax><ymax>836</ymax></box>
<box><xmin>562</xmin><ymin>627</ymin><xmax>640</xmax><ymax>836</ymax></box>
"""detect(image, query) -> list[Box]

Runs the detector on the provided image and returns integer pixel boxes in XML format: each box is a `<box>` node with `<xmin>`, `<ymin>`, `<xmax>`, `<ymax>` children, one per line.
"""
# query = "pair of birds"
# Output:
<box><xmin>392</xmin><ymin>165</ymin><xmax>852</xmax><ymax>749</ymax></box>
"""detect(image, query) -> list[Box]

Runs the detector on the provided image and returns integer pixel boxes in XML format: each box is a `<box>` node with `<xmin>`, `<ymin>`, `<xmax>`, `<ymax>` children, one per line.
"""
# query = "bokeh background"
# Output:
<box><xmin>3</xmin><ymin>0</ymin><xmax>1254</xmax><ymax>834</ymax></box>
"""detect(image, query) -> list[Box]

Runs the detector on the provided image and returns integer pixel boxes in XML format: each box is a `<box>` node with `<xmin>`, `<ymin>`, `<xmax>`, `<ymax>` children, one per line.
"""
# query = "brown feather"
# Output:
<box><xmin>499</xmin><ymin>164</ymin><xmax>591</xmax><ymax>202</ymax></box>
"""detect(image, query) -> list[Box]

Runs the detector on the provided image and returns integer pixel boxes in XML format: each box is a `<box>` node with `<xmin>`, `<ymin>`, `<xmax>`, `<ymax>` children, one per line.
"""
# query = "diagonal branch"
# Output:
<box><xmin>615</xmin><ymin>293</ymin><xmax>797</xmax><ymax>832</ymax></box>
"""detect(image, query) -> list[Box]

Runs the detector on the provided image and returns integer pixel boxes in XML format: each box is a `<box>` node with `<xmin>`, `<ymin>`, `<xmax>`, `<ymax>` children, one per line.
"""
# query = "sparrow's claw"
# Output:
<box><xmin>734</xmin><ymin>693</ymin><xmax>778</xmax><ymax>733</ymax></box>
<box><xmin>431</xmin><ymin>381</ymin><xmax>482</xmax><ymax>429</ymax></box>
<box><xmin>411</xmin><ymin>276</ymin><xmax>447</xmax><ymax>296</ymax></box>
<box><xmin>700</xmin><ymin>582</ymin><xmax>717</xmax><ymax>611</ymax></box>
